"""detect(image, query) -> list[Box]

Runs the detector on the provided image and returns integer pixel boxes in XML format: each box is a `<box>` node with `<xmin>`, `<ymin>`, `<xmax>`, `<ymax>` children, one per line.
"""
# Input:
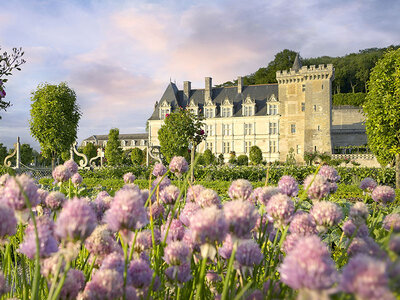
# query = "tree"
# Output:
<box><xmin>0</xmin><ymin>47</ymin><xmax>26</xmax><ymax>118</ymax></box>
<box><xmin>30</xmin><ymin>82</ymin><xmax>81</xmax><ymax>169</ymax></box>
<box><xmin>131</xmin><ymin>148</ymin><xmax>144</xmax><ymax>165</ymax></box>
<box><xmin>228</xmin><ymin>151</ymin><xmax>237</xmax><ymax>165</ymax></box>
<box><xmin>83</xmin><ymin>142</ymin><xmax>98</xmax><ymax>160</ymax></box>
<box><xmin>0</xmin><ymin>143</ymin><xmax>7</xmax><ymax>165</ymax></box>
<box><xmin>20</xmin><ymin>143</ymin><xmax>33</xmax><ymax>165</ymax></box>
<box><xmin>105</xmin><ymin>128</ymin><xmax>123</xmax><ymax>166</ymax></box>
<box><xmin>249</xmin><ymin>145</ymin><xmax>263</xmax><ymax>165</ymax></box>
<box><xmin>363</xmin><ymin>48</ymin><xmax>400</xmax><ymax>188</ymax></box>
<box><xmin>202</xmin><ymin>149</ymin><xmax>215</xmax><ymax>165</ymax></box>
<box><xmin>237</xmin><ymin>154</ymin><xmax>249</xmax><ymax>166</ymax></box>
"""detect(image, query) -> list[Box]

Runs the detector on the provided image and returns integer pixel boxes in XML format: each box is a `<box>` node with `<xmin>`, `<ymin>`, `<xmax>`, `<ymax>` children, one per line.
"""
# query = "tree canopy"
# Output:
<box><xmin>30</xmin><ymin>82</ymin><xmax>81</xmax><ymax>168</ymax></box>
<box><xmin>105</xmin><ymin>128</ymin><xmax>123</xmax><ymax>166</ymax></box>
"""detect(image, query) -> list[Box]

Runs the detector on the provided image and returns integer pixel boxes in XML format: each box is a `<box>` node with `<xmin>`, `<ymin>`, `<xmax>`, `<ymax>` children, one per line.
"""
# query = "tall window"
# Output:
<box><xmin>297</xmin><ymin>145</ymin><xmax>301</xmax><ymax>154</ymax></box>
<box><xmin>269</xmin><ymin>122</ymin><xmax>277</xmax><ymax>134</ymax></box>
<box><xmin>269</xmin><ymin>104</ymin><xmax>278</xmax><ymax>115</ymax></box>
<box><xmin>223</xmin><ymin>124</ymin><xmax>231</xmax><ymax>136</ymax></box>
<box><xmin>244</xmin><ymin>123</ymin><xmax>253</xmax><ymax>135</ymax></box>
<box><xmin>206</xmin><ymin>142</ymin><xmax>213</xmax><ymax>151</ymax></box>
<box><xmin>205</xmin><ymin>124</ymin><xmax>214</xmax><ymax>136</ymax></box>
<box><xmin>205</xmin><ymin>108</ymin><xmax>215</xmax><ymax>118</ymax></box>
<box><xmin>269</xmin><ymin>141</ymin><xmax>277</xmax><ymax>153</ymax></box>
<box><xmin>160</xmin><ymin>108</ymin><xmax>170</xmax><ymax>120</ymax></box>
<box><xmin>290</xmin><ymin>124</ymin><xmax>296</xmax><ymax>134</ymax></box>
<box><xmin>301</xmin><ymin>102</ymin><xmax>305</xmax><ymax>112</ymax></box>
<box><xmin>243</xmin><ymin>106</ymin><xmax>254</xmax><ymax>116</ymax></box>
<box><xmin>245</xmin><ymin>141</ymin><xmax>252</xmax><ymax>153</ymax></box>
<box><xmin>223</xmin><ymin>142</ymin><xmax>230</xmax><ymax>153</ymax></box>
<box><xmin>222</xmin><ymin>107</ymin><xmax>232</xmax><ymax>117</ymax></box>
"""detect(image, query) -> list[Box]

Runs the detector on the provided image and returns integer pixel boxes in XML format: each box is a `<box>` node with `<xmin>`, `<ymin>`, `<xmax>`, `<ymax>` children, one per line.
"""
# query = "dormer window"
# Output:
<box><xmin>267</xmin><ymin>94</ymin><xmax>279</xmax><ymax>115</ymax></box>
<box><xmin>204</xmin><ymin>97</ymin><xmax>216</xmax><ymax>118</ymax></box>
<box><xmin>221</xmin><ymin>97</ymin><xmax>233</xmax><ymax>117</ymax></box>
<box><xmin>187</xmin><ymin>99</ymin><xmax>198</xmax><ymax>115</ymax></box>
<box><xmin>121</xmin><ymin>140</ymin><xmax>126</xmax><ymax>147</ymax></box>
<box><xmin>131</xmin><ymin>140</ymin><xmax>136</xmax><ymax>146</ymax></box>
<box><xmin>242</xmin><ymin>96</ymin><xmax>256</xmax><ymax>116</ymax></box>
<box><xmin>159</xmin><ymin>100</ymin><xmax>171</xmax><ymax>120</ymax></box>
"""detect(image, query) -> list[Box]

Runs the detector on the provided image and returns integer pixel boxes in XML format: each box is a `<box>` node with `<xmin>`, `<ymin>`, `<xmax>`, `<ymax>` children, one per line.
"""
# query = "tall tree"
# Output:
<box><xmin>249</xmin><ymin>145</ymin><xmax>263</xmax><ymax>165</ymax></box>
<box><xmin>363</xmin><ymin>48</ymin><xmax>400</xmax><ymax>188</ymax></box>
<box><xmin>29</xmin><ymin>82</ymin><xmax>81</xmax><ymax>169</ymax></box>
<box><xmin>0</xmin><ymin>143</ymin><xmax>7</xmax><ymax>164</ymax></box>
<box><xmin>105</xmin><ymin>128</ymin><xmax>123</xmax><ymax>166</ymax></box>
<box><xmin>131</xmin><ymin>148</ymin><xmax>144</xmax><ymax>165</ymax></box>
<box><xmin>83</xmin><ymin>142</ymin><xmax>98</xmax><ymax>160</ymax></box>
<box><xmin>20</xmin><ymin>143</ymin><xmax>33</xmax><ymax>165</ymax></box>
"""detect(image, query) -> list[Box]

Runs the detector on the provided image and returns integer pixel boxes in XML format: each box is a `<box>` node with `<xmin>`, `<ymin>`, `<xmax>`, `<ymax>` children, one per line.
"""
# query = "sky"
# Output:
<box><xmin>0</xmin><ymin>0</ymin><xmax>399</xmax><ymax>150</ymax></box>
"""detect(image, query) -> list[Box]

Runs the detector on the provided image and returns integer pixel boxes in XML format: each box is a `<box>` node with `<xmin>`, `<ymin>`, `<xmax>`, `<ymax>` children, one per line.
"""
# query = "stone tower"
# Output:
<box><xmin>276</xmin><ymin>54</ymin><xmax>335</xmax><ymax>162</ymax></box>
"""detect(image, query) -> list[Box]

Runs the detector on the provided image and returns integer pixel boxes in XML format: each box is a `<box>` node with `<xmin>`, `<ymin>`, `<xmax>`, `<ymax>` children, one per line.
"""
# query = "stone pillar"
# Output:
<box><xmin>205</xmin><ymin>77</ymin><xmax>212</xmax><ymax>100</ymax></box>
<box><xmin>183</xmin><ymin>81</ymin><xmax>191</xmax><ymax>106</ymax></box>
<box><xmin>238</xmin><ymin>76</ymin><xmax>244</xmax><ymax>94</ymax></box>
<box><xmin>16</xmin><ymin>137</ymin><xmax>21</xmax><ymax>169</ymax></box>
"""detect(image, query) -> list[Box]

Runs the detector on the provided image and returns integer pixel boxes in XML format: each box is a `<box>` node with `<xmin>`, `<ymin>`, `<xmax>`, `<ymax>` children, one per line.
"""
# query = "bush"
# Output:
<box><xmin>202</xmin><ymin>149</ymin><xmax>215</xmax><ymax>165</ymax></box>
<box><xmin>333</xmin><ymin>92</ymin><xmax>366</xmax><ymax>106</ymax></box>
<box><xmin>249</xmin><ymin>146</ymin><xmax>262</xmax><ymax>165</ymax></box>
<box><xmin>0</xmin><ymin>166</ymin><xmax>16</xmax><ymax>176</ymax></box>
<box><xmin>237</xmin><ymin>154</ymin><xmax>248</xmax><ymax>166</ymax></box>
<box><xmin>131</xmin><ymin>148</ymin><xmax>144</xmax><ymax>165</ymax></box>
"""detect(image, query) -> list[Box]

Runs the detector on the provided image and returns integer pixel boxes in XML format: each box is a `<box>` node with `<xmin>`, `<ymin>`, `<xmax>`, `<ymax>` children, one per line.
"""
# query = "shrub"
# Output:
<box><xmin>131</xmin><ymin>148</ymin><xmax>144</xmax><ymax>165</ymax></box>
<box><xmin>237</xmin><ymin>154</ymin><xmax>249</xmax><ymax>166</ymax></box>
<box><xmin>249</xmin><ymin>145</ymin><xmax>262</xmax><ymax>165</ymax></box>
<box><xmin>202</xmin><ymin>149</ymin><xmax>215</xmax><ymax>165</ymax></box>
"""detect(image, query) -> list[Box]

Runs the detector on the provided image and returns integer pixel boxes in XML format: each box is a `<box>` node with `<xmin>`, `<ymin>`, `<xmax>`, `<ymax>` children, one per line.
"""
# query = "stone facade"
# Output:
<box><xmin>81</xmin><ymin>133</ymin><xmax>148</xmax><ymax>151</ymax></box>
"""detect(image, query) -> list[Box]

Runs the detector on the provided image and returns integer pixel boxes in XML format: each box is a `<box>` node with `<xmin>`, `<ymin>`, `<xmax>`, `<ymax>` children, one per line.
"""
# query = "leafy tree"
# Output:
<box><xmin>105</xmin><ymin>128</ymin><xmax>123</xmax><ymax>166</ymax></box>
<box><xmin>30</xmin><ymin>82</ymin><xmax>81</xmax><ymax>169</ymax></box>
<box><xmin>20</xmin><ymin>143</ymin><xmax>33</xmax><ymax>165</ymax></box>
<box><xmin>285</xmin><ymin>148</ymin><xmax>296</xmax><ymax>166</ymax></box>
<box><xmin>218</xmin><ymin>153</ymin><xmax>224</xmax><ymax>165</ymax></box>
<box><xmin>0</xmin><ymin>47</ymin><xmax>26</xmax><ymax>118</ymax></box>
<box><xmin>83</xmin><ymin>142</ymin><xmax>98</xmax><ymax>160</ymax></box>
<box><xmin>228</xmin><ymin>151</ymin><xmax>237</xmax><ymax>165</ymax></box>
<box><xmin>237</xmin><ymin>154</ymin><xmax>249</xmax><ymax>166</ymax></box>
<box><xmin>363</xmin><ymin>48</ymin><xmax>400</xmax><ymax>188</ymax></box>
<box><xmin>304</xmin><ymin>151</ymin><xmax>318</xmax><ymax>166</ymax></box>
<box><xmin>202</xmin><ymin>149</ymin><xmax>215</xmax><ymax>165</ymax></box>
<box><xmin>158</xmin><ymin>108</ymin><xmax>205</xmax><ymax>163</ymax></box>
<box><xmin>0</xmin><ymin>143</ymin><xmax>7</xmax><ymax>165</ymax></box>
<box><xmin>249</xmin><ymin>145</ymin><xmax>263</xmax><ymax>165</ymax></box>
<box><xmin>131</xmin><ymin>148</ymin><xmax>144</xmax><ymax>165</ymax></box>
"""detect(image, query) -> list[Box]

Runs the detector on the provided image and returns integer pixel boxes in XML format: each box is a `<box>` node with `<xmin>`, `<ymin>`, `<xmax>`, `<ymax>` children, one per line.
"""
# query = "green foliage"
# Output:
<box><xmin>0</xmin><ymin>165</ymin><xmax>15</xmax><ymax>176</ymax></box>
<box><xmin>333</xmin><ymin>93</ymin><xmax>366</xmax><ymax>106</ymax></box>
<box><xmin>158</xmin><ymin>108</ymin><xmax>205</xmax><ymax>162</ymax></box>
<box><xmin>131</xmin><ymin>148</ymin><xmax>144</xmax><ymax>165</ymax></box>
<box><xmin>363</xmin><ymin>48</ymin><xmax>400</xmax><ymax>166</ymax></box>
<box><xmin>304</xmin><ymin>151</ymin><xmax>318</xmax><ymax>166</ymax></box>
<box><xmin>249</xmin><ymin>145</ymin><xmax>263</xmax><ymax>165</ymax></box>
<box><xmin>237</xmin><ymin>154</ymin><xmax>248</xmax><ymax>166</ymax></box>
<box><xmin>82</xmin><ymin>143</ymin><xmax>98</xmax><ymax>160</ymax></box>
<box><xmin>29</xmin><ymin>82</ymin><xmax>81</xmax><ymax>163</ymax></box>
<box><xmin>285</xmin><ymin>148</ymin><xmax>296</xmax><ymax>166</ymax></box>
<box><xmin>20</xmin><ymin>143</ymin><xmax>33</xmax><ymax>165</ymax></box>
<box><xmin>0</xmin><ymin>143</ymin><xmax>7</xmax><ymax>164</ymax></box>
<box><xmin>218</xmin><ymin>153</ymin><xmax>224</xmax><ymax>165</ymax></box>
<box><xmin>228</xmin><ymin>152</ymin><xmax>237</xmax><ymax>165</ymax></box>
<box><xmin>202</xmin><ymin>149</ymin><xmax>215</xmax><ymax>165</ymax></box>
<box><xmin>105</xmin><ymin>128</ymin><xmax>123</xmax><ymax>166</ymax></box>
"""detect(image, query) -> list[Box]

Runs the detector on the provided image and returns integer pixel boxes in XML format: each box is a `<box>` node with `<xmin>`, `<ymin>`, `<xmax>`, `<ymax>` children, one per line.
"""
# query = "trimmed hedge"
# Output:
<box><xmin>332</xmin><ymin>92</ymin><xmax>366</xmax><ymax>106</ymax></box>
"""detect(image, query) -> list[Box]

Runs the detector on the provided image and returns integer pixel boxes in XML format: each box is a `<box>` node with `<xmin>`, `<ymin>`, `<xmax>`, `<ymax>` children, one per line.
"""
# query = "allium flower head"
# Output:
<box><xmin>59</xmin><ymin>269</ymin><xmax>85</xmax><ymax>299</ymax></box>
<box><xmin>197</xmin><ymin>188</ymin><xmax>221</xmax><ymax>207</ymax></box>
<box><xmin>55</xmin><ymin>197</ymin><xmax>97</xmax><ymax>241</ymax></box>
<box><xmin>151</xmin><ymin>176</ymin><xmax>171</xmax><ymax>192</ymax></box>
<box><xmin>266</xmin><ymin>194</ymin><xmax>295</xmax><ymax>228</ymax></box>
<box><xmin>318</xmin><ymin>165</ymin><xmax>340</xmax><ymax>182</ymax></box>
<box><xmin>235</xmin><ymin>239</ymin><xmax>263</xmax><ymax>267</ymax></box>
<box><xmin>147</xmin><ymin>202</ymin><xmax>164</xmax><ymax>220</ymax></box>
<box><xmin>64</xmin><ymin>159</ymin><xmax>78</xmax><ymax>175</ymax></box>
<box><xmin>37</xmin><ymin>188</ymin><xmax>49</xmax><ymax>204</ymax></box>
<box><xmin>303</xmin><ymin>174</ymin><xmax>330</xmax><ymax>200</ymax></box>
<box><xmin>289</xmin><ymin>211</ymin><xmax>317</xmax><ymax>235</ymax></box>
<box><xmin>3</xmin><ymin>174</ymin><xmax>39</xmax><ymax>210</ymax></box>
<box><xmin>45</xmin><ymin>191</ymin><xmax>66</xmax><ymax>210</ymax></box>
<box><xmin>310</xmin><ymin>201</ymin><xmax>342</xmax><ymax>232</ymax></box>
<box><xmin>164</xmin><ymin>241</ymin><xmax>191</xmax><ymax>265</ymax></box>
<box><xmin>224</xmin><ymin>200</ymin><xmax>258</xmax><ymax>238</ymax></box>
<box><xmin>134</xmin><ymin>229</ymin><xmax>160</xmax><ymax>252</ymax></box>
<box><xmin>341</xmin><ymin>254</ymin><xmax>393</xmax><ymax>300</ymax></box>
<box><xmin>165</xmin><ymin>263</ymin><xmax>192</xmax><ymax>284</ymax></box>
<box><xmin>218</xmin><ymin>234</ymin><xmax>233</xmax><ymax>260</ymax></box>
<box><xmin>228</xmin><ymin>179</ymin><xmax>253</xmax><ymax>201</ymax></box>
<box><xmin>127</xmin><ymin>259</ymin><xmax>153</xmax><ymax>288</ymax></box>
<box><xmin>80</xmin><ymin>269</ymin><xmax>123</xmax><ymax>299</ymax></box>
<box><xmin>160</xmin><ymin>185</ymin><xmax>180</xmax><ymax>205</ymax></box>
<box><xmin>347</xmin><ymin>236</ymin><xmax>386</xmax><ymax>258</ymax></box>
<box><xmin>383</xmin><ymin>213</ymin><xmax>400</xmax><ymax>232</ymax></box>
<box><xmin>152</xmin><ymin>163</ymin><xmax>167</xmax><ymax>177</ymax></box>
<box><xmin>71</xmin><ymin>173</ymin><xmax>83</xmax><ymax>186</ymax></box>
<box><xmin>180</xmin><ymin>202</ymin><xmax>201</xmax><ymax>227</ymax></box>
<box><xmin>0</xmin><ymin>204</ymin><xmax>17</xmax><ymax>238</ymax></box>
<box><xmin>169</xmin><ymin>156</ymin><xmax>188</xmax><ymax>177</ymax></box>
<box><xmin>190</xmin><ymin>206</ymin><xmax>228</xmax><ymax>244</ymax></box>
<box><xmin>372</xmin><ymin>185</ymin><xmax>396</xmax><ymax>204</ymax></box>
<box><xmin>105</xmin><ymin>189</ymin><xmax>148</xmax><ymax>232</ymax></box>
<box><xmin>19</xmin><ymin>216</ymin><xmax>58</xmax><ymax>259</ymax></box>
<box><xmin>100</xmin><ymin>252</ymin><xmax>125</xmax><ymax>273</ymax></box>
<box><xmin>161</xmin><ymin>219</ymin><xmax>185</xmax><ymax>243</ymax></box>
<box><xmin>389</xmin><ymin>235</ymin><xmax>400</xmax><ymax>255</ymax></box>
<box><xmin>341</xmin><ymin>220</ymin><xmax>368</xmax><ymax>237</ymax></box>
<box><xmin>252</xmin><ymin>186</ymin><xmax>280</xmax><ymax>206</ymax></box>
<box><xmin>123</xmin><ymin>172</ymin><xmax>136</xmax><ymax>184</ymax></box>
<box><xmin>85</xmin><ymin>224</ymin><xmax>118</xmax><ymax>257</ymax></box>
<box><xmin>349</xmin><ymin>201</ymin><xmax>369</xmax><ymax>223</ymax></box>
<box><xmin>282</xmin><ymin>233</ymin><xmax>302</xmax><ymax>253</ymax></box>
<box><xmin>278</xmin><ymin>175</ymin><xmax>299</xmax><ymax>197</ymax></box>
<box><xmin>359</xmin><ymin>177</ymin><xmax>377</xmax><ymax>192</ymax></box>
<box><xmin>52</xmin><ymin>165</ymin><xmax>71</xmax><ymax>183</ymax></box>
<box><xmin>186</xmin><ymin>184</ymin><xmax>205</xmax><ymax>202</ymax></box>
<box><xmin>279</xmin><ymin>235</ymin><xmax>338</xmax><ymax>290</ymax></box>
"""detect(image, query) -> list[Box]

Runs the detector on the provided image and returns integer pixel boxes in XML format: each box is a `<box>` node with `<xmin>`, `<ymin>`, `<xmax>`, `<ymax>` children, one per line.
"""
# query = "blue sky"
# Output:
<box><xmin>0</xmin><ymin>0</ymin><xmax>399</xmax><ymax>150</ymax></box>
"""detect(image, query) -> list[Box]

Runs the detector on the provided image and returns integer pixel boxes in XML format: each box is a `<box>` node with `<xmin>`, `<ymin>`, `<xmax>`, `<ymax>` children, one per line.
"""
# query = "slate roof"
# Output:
<box><xmin>148</xmin><ymin>82</ymin><xmax>279</xmax><ymax>120</ymax></box>
<box><xmin>84</xmin><ymin>133</ymin><xmax>148</xmax><ymax>141</ymax></box>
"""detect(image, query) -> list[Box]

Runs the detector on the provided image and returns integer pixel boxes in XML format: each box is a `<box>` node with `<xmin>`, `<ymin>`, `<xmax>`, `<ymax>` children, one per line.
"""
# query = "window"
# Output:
<box><xmin>301</xmin><ymin>102</ymin><xmax>305</xmax><ymax>112</ymax></box>
<box><xmin>290</xmin><ymin>124</ymin><xmax>296</xmax><ymax>134</ymax></box>
<box><xmin>206</xmin><ymin>142</ymin><xmax>213</xmax><ymax>151</ymax></box>
<box><xmin>269</xmin><ymin>104</ymin><xmax>278</xmax><ymax>115</ymax></box>
<box><xmin>131</xmin><ymin>140</ymin><xmax>136</xmax><ymax>146</ymax></box>
<box><xmin>103</xmin><ymin>141</ymin><xmax>107</xmax><ymax>146</ymax></box>
<box><xmin>223</xmin><ymin>124</ymin><xmax>231</xmax><ymax>136</ymax></box>
<box><xmin>302</xmin><ymin>84</ymin><xmax>306</xmax><ymax>92</ymax></box>
<box><xmin>221</xmin><ymin>107</ymin><xmax>232</xmax><ymax>117</ymax></box>
<box><xmin>297</xmin><ymin>145</ymin><xmax>301</xmax><ymax>154</ymax></box>
<box><xmin>269</xmin><ymin>122</ymin><xmax>277</xmax><ymax>135</ymax></box>
<box><xmin>160</xmin><ymin>108</ymin><xmax>170</xmax><ymax>119</ymax></box>
<box><xmin>245</xmin><ymin>141</ymin><xmax>252</xmax><ymax>153</ymax></box>
<box><xmin>205</xmin><ymin>125</ymin><xmax>214</xmax><ymax>136</ymax></box>
<box><xmin>205</xmin><ymin>108</ymin><xmax>215</xmax><ymax>118</ymax></box>
<box><xmin>121</xmin><ymin>140</ymin><xmax>126</xmax><ymax>147</ymax></box>
<box><xmin>223</xmin><ymin>142</ymin><xmax>230</xmax><ymax>153</ymax></box>
<box><xmin>314</xmin><ymin>146</ymin><xmax>317</xmax><ymax>152</ymax></box>
<box><xmin>244</xmin><ymin>123</ymin><xmax>253</xmax><ymax>135</ymax></box>
<box><xmin>243</xmin><ymin>105</ymin><xmax>254</xmax><ymax>116</ymax></box>
<box><xmin>313</xmin><ymin>105</ymin><xmax>317</xmax><ymax>112</ymax></box>
<box><xmin>317</xmin><ymin>125</ymin><xmax>321</xmax><ymax>131</ymax></box>
<box><xmin>321</xmin><ymin>84</ymin><xmax>324</xmax><ymax>90</ymax></box>
<box><xmin>140</xmin><ymin>140</ymin><xmax>146</xmax><ymax>146</ymax></box>
<box><xmin>269</xmin><ymin>141</ymin><xmax>277</xmax><ymax>153</ymax></box>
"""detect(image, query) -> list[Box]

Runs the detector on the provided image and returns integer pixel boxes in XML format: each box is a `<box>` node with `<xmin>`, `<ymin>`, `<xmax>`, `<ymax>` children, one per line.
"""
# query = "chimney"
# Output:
<box><xmin>183</xmin><ymin>81</ymin><xmax>191</xmax><ymax>105</ymax></box>
<box><xmin>205</xmin><ymin>77</ymin><xmax>212</xmax><ymax>100</ymax></box>
<box><xmin>237</xmin><ymin>76</ymin><xmax>244</xmax><ymax>94</ymax></box>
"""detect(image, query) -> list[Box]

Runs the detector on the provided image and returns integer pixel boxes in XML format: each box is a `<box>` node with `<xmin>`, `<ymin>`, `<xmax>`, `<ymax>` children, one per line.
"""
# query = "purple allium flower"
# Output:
<box><xmin>289</xmin><ymin>211</ymin><xmax>317</xmax><ymax>235</ymax></box>
<box><xmin>100</xmin><ymin>252</ymin><xmax>125</xmax><ymax>273</ymax></box>
<box><xmin>134</xmin><ymin>229</ymin><xmax>160</xmax><ymax>252</ymax></box>
<box><xmin>59</xmin><ymin>269</ymin><xmax>85</xmax><ymax>299</ymax></box>
<box><xmin>165</xmin><ymin>262</ymin><xmax>192</xmax><ymax>284</ymax></box>
<box><xmin>266</xmin><ymin>194</ymin><xmax>295</xmax><ymax>228</ymax></box>
<box><xmin>278</xmin><ymin>175</ymin><xmax>299</xmax><ymax>197</ymax></box>
<box><xmin>147</xmin><ymin>202</ymin><xmax>164</xmax><ymax>220</ymax></box>
<box><xmin>224</xmin><ymin>200</ymin><xmax>258</xmax><ymax>238</ymax></box>
<box><xmin>310</xmin><ymin>201</ymin><xmax>343</xmax><ymax>232</ymax></box>
<box><xmin>371</xmin><ymin>185</ymin><xmax>396</xmax><ymax>204</ymax></box>
<box><xmin>152</xmin><ymin>163</ymin><xmax>167</xmax><ymax>177</ymax></box>
<box><xmin>2</xmin><ymin>174</ymin><xmax>39</xmax><ymax>210</ymax></box>
<box><xmin>85</xmin><ymin>224</ymin><xmax>118</xmax><ymax>257</ymax></box>
<box><xmin>218</xmin><ymin>234</ymin><xmax>233</xmax><ymax>260</ymax></box>
<box><xmin>341</xmin><ymin>254</ymin><xmax>393</xmax><ymax>300</ymax></box>
<box><xmin>151</xmin><ymin>176</ymin><xmax>171</xmax><ymax>192</ymax></box>
<box><xmin>71</xmin><ymin>173</ymin><xmax>83</xmax><ymax>186</ymax></box>
<box><xmin>80</xmin><ymin>269</ymin><xmax>123</xmax><ymax>299</ymax></box>
<box><xmin>37</xmin><ymin>188</ymin><xmax>49</xmax><ymax>204</ymax></box>
<box><xmin>205</xmin><ymin>271</ymin><xmax>221</xmax><ymax>283</ymax></box>
<box><xmin>228</xmin><ymin>179</ymin><xmax>253</xmax><ymax>201</ymax></box>
<box><xmin>389</xmin><ymin>235</ymin><xmax>400</xmax><ymax>255</ymax></box>
<box><xmin>123</xmin><ymin>172</ymin><xmax>136</xmax><ymax>184</ymax></box>
<box><xmin>19</xmin><ymin>216</ymin><xmax>58</xmax><ymax>259</ymax></box>
<box><xmin>347</xmin><ymin>236</ymin><xmax>386</xmax><ymax>258</ymax></box>
<box><xmin>182</xmin><ymin>229</ymin><xmax>199</xmax><ymax>252</ymax></box>
<box><xmin>41</xmin><ymin>253</ymin><xmax>65</xmax><ymax>278</ymax></box>
<box><xmin>303</xmin><ymin>174</ymin><xmax>330</xmax><ymax>200</ymax></box>
<box><xmin>45</xmin><ymin>191</ymin><xmax>65</xmax><ymax>210</ymax></box>
<box><xmin>169</xmin><ymin>156</ymin><xmax>188</xmax><ymax>177</ymax></box>
<box><xmin>359</xmin><ymin>177</ymin><xmax>377</xmax><ymax>192</ymax></box>
<box><xmin>245</xmin><ymin>290</ymin><xmax>263</xmax><ymax>300</ymax></box>
<box><xmin>55</xmin><ymin>197</ymin><xmax>97</xmax><ymax>241</ymax></box>
<box><xmin>251</xmin><ymin>186</ymin><xmax>280</xmax><ymax>206</ymax></box>
<box><xmin>282</xmin><ymin>233</ymin><xmax>302</xmax><ymax>253</ymax></box>
<box><xmin>161</xmin><ymin>219</ymin><xmax>185</xmax><ymax>243</ymax></box>
<box><xmin>164</xmin><ymin>241</ymin><xmax>191</xmax><ymax>265</ymax></box>
<box><xmin>235</xmin><ymin>239</ymin><xmax>263</xmax><ymax>267</ymax></box>
<box><xmin>160</xmin><ymin>185</ymin><xmax>180</xmax><ymax>205</ymax></box>
<box><xmin>383</xmin><ymin>213</ymin><xmax>400</xmax><ymax>232</ymax></box>
<box><xmin>279</xmin><ymin>235</ymin><xmax>338</xmax><ymax>290</ymax></box>
<box><xmin>0</xmin><ymin>271</ymin><xmax>8</xmax><ymax>296</ymax></box>
<box><xmin>127</xmin><ymin>259</ymin><xmax>153</xmax><ymax>288</ymax></box>
<box><xmin>253</xmin><ymin>214</ymin><xmax>276</xmax><ymax>241</ymax></box>
<box><xmin>341</xmin><ymin>220</ymin><xmax>368</xmax><ymax>237</ymax></box>
<box><xmin>0</xmin><ymin>204</ymin><xmax>17</xmax><ymax>238</ymax></box>
<box><xmin>319</xmin><ymin>165</ymin><xmax>340</xmax><ymax>182</ymax></box>
<box><xmin>349</xmin><ymin>201</ymin><xmax>369</xmax><ymax>223</ymax></box>
<box><xmin>104</xmin><ymin>189</ymin><xmax>148</xmax><ymax>232</ymax></box>
<box><xmin>328</xmin><ymin>182</ymin><xmax>338</xmax><ymax>193</ymax></box>
<box><xmin>52</xmin><ymin>165</ymin><xmax>72</xmax><ymax>183</ymax></box>
<box><xmin>190</xmin><ymin>206</ymin><xmax>228</xmax><ymax>244</ymax></box>
<box><xmin>186</xmin><ymin>185</ymin><xmax>205</xmax><ymax>202</ymax></box>
<box><xmin>180</xmin><ymin>202</ymin><xmax>201</xmax><ymax>227</ymax></box>
<box><xmin>197</xmin><ymin>188</ymin><xmax>221</xmax><ymax>208</ymax></box>
<box><xmin>64</xmin><ymin>159</ymin><xmax>78</xmax><ymax>175</ymax></box>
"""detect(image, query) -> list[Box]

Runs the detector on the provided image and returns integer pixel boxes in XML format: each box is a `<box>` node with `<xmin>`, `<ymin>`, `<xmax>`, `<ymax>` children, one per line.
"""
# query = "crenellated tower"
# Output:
<box><xmin>276</xmin><ymin>54</ymin><xmax>334</xmax><ymax>162</ymax></box>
